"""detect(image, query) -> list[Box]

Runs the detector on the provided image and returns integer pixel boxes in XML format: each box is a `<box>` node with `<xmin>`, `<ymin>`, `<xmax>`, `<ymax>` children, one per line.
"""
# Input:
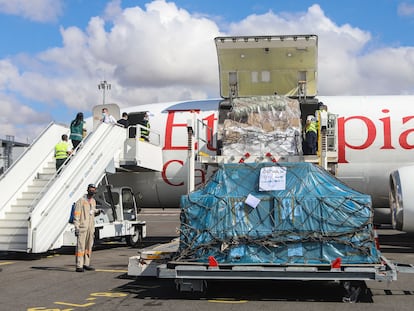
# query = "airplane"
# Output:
<box><xmin>87</xmin><ymin>94</ymin><xmax>414</xmax><ymax>233</ymax></box>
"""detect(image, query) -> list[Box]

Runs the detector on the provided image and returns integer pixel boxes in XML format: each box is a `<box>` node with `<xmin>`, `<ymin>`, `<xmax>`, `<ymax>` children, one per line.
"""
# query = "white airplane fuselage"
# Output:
<box><xmin>103</xmin><ymin>95</ymin><xmax>414</xmax><ymax>230</ymax></box>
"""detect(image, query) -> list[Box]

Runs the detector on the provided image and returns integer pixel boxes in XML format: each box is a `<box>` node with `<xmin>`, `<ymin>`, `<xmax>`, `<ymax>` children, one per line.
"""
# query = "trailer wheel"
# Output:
<box><xmin>126</xmin><ymin>227</ymin><xmax>141</xmax><ymax>247</ymax></box>
<box><xmin>342</xmin><ymin>281</ymin><xmax>367</xmax><ymax>303</ymax></box>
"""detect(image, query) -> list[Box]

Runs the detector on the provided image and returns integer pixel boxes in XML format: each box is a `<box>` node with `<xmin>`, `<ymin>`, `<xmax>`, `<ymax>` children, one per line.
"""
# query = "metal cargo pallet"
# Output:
<box><xmin>157</xmin><ymin>256</ymin><xmax>397</xmax><ymax>294</ymax></box>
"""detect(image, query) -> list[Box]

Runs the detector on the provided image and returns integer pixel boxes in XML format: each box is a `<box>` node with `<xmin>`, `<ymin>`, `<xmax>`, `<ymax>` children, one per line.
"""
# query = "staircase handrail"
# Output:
<box><xmin>27</xmin><ymin>123</ymin><xmax>126</xmax><ymax>252</ymax></box>
<box><xmin>0</xmin><ymin>122</ymin><xmax>68</xmax><ymax>216</ymax></box>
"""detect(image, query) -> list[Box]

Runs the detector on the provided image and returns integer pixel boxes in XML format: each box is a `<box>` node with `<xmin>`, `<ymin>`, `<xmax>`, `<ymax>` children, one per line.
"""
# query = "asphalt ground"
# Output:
<box><xmin>1</xmin><ymin>209</ymin><xmax>414</xmax><ymax>311</ymax></box>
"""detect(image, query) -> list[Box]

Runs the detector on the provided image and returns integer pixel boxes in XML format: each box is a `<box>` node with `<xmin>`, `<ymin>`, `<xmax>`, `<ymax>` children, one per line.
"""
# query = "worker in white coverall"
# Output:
<box><xmin>73</xmin><ymin>184</ymin><xmax>102</xmax><ymax>272</ymax></box>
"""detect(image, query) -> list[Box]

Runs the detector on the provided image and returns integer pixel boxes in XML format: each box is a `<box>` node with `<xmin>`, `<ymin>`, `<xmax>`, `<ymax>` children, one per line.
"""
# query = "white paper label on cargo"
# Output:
<box><xmin>259</xmin><ymin>166</ymin><xmax>287</xmax><ymax>191</ymax></box>
<box><xmin>245</xmin><ymin>193</ymin><xmax>261</xmax><ymax>208</ymax></box>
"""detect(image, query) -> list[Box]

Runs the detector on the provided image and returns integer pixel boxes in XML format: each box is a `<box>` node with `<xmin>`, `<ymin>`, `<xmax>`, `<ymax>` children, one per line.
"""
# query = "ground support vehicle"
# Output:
<box><xmin>63</xmin><ymin>185</ymin><xmax>146</xmax><ymax>248</ymax></box>
<box><xmin>128</xmin><ymin>235</ymin><xmax>397</xmax><ymax>303</ymax></box>
<box><xmin>157</xmin><ymin>256</ymin><xmax>396</xmax><ymax>302</ymax></box>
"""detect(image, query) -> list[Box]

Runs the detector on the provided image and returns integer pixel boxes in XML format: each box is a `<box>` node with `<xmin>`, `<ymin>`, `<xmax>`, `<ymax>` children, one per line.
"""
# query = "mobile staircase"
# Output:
<box><xmin>0</xmin><ymin>116</ymin><xmax>162</xmax><ymax>253</ymax></box>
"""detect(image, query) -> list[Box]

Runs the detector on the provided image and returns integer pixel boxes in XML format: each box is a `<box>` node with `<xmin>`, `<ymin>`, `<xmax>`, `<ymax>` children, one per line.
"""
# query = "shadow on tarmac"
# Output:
<box><xmin>115</xmin><ymin>278</ymin><xmax>374</xmax><ymax>303</ymax></box>
<box><xmin>111</xmin><ymin>232</ymin><xmax>414</xmax><ymax>303</ymax></box>
<box><xmin>0</xmin><ymin>236</ymin><xmax>174</xmax><ymax>261</ymax></box>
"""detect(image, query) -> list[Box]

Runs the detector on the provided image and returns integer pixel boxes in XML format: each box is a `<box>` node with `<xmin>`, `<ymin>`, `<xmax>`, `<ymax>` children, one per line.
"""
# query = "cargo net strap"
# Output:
<box><xmin>176</xmin><ymin>162</ymin><xmax>380</xmax><ymax>265</ymax></box>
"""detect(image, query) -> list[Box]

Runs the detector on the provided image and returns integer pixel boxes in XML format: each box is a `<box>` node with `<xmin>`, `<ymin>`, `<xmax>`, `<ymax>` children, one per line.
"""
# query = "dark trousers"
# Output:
<box><xmin>56</xmin><ymin>158</ymin><xmax>66</xmax><ymax>171</ymax></box>
<box><xmin>304</xmin><ymin>131</ymin><xmax>317</xmax><ymax>155</ymax></box>
<box><xmin>72</xmin><ymin>140</ymin><xmax>81</xmax><ymax>149</ymax></box>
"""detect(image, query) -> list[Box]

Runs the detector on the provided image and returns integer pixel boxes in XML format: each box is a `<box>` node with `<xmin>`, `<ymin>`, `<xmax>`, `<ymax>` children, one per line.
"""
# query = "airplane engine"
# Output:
<box><xmin>389</xmin><ymin>166</ymin><xmax>414</xmax><ymax>232</ymax></box>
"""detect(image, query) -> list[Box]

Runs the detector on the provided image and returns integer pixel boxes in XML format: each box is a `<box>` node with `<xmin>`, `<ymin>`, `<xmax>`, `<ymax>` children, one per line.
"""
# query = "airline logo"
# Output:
<box><xmin>338</xmin><ymin>109</ymin><xmax>414</xmax><ymax>163</ymax></box>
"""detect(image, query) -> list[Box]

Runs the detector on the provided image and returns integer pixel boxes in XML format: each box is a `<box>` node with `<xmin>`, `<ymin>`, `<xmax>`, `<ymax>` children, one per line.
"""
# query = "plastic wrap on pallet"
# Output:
<box><xmin>178</xmin><ymin>162</ymin><xmax>381</xmax><ymax>265</ymax></box>
<box><xmin>219</xmin><ymin>95</ymin><xmax>302</xmax><ymax>156</ymax></box>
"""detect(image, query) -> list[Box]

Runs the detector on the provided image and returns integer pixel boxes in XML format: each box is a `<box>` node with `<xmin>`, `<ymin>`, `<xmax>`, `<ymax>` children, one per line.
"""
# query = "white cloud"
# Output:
<box><xmin>227</xmin><ymin>4</ymin><xmax>414</xmax><ymax>95</ymax></box>
<box><xmin>104</xmin><ymin>0</ymin><xmax>123</xmax><ymax>21</ymax></box>
<box><xmin>357</xmin><ymin>47</ymin><xmax>414</xmax><ymax>94</ymax></box>
<box><xmin>27</xmin><ymin>0</ymin><xmax>221</xmax><ymax>108</ymax></box>
<box><xmin>0</xmin><ymin>0</ymin><xmax>63</xmax><ymax>22</ymax></box>
<box><xmin>0</xmin><ymin>93</ymin><xmax>50</xmax><ymax>142</ymax></box>
<box><xmin>398</xmin><ymin>2</ymin><xmax>414</xmax><ymax>16</ymax></box>
<box><xmin>2</xmin><ymin>1</ymin><xmax>414</xmax><ymax>142</ymax></box>
<box><xmin>103</xmin><ymin>1</ymin><xmax>221</xmax><ymax>89</ymax></box>
<box><xmin>227</xmin><ymin>5</ymin><xmax>375</xmax><ymax>95</ymax></box>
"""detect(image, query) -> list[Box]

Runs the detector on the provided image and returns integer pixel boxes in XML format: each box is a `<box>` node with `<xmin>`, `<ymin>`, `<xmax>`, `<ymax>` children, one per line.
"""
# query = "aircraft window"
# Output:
<box><xmin>251</xmin><ymin>71</ymin><xmax>259</xmax><ymax>83</ymax></box>
<box><xmin>261</xmin><ymin>71</ymin><xmax>271</xmax><ymax>82</ymax></box>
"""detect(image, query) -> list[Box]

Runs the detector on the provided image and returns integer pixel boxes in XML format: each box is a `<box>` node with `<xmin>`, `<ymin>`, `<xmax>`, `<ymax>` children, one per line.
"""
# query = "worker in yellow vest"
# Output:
<box><xmin>54</xmin><ymin>134</ymin><xmax>72</xmax><ymax>171</ymax></box>
<box><xmin>304</xmin><ymin>115</ymin><xmax>317</xmax><ymax>155</ymax></box>
<box><xmin>139</xmin><ymin>112</ymin><xmax>150</xmax><ymax>141</ymax></box>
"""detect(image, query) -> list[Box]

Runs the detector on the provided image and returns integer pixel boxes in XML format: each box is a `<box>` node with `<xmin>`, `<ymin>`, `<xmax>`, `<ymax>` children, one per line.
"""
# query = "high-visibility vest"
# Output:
<box><xmin>55</xmin><ymin>141</ymin><xmax>69</xmax><ymax>159</ymax></box>
<box><xmin>306</xmin><ymin>122</ymin><xmax>317</xmax><ymax>133</ymax></box>
<box><xmin>140</xmin><ymin>121</ymin><xmax>150</xmax><ymax>136</ymax></box>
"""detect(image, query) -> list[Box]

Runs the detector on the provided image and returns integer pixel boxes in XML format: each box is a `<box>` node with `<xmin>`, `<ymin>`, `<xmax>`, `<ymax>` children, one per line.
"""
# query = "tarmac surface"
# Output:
<box><xmin>1</xmin><ymin>208</ymin><xmax>414</xmax><ymax>311</ymax></box>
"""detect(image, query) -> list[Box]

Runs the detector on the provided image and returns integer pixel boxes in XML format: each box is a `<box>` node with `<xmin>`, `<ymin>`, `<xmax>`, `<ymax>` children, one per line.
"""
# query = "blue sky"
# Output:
<box><xmin>1</xmin><ymin>0</ymin><xmax>414</xmax><ymax>142</ymax></box>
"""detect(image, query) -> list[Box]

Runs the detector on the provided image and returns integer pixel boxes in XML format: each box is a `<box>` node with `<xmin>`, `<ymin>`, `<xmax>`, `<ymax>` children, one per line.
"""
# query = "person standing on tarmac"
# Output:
<box><xmin>73</xmin><ymin>184</ymin><xmax>102</xmax><ymax>272</ymax></box>
<box><xmin>54</xmin><ymin>134</ymin><xmax>72</xmax><ymax>171</ymax></box>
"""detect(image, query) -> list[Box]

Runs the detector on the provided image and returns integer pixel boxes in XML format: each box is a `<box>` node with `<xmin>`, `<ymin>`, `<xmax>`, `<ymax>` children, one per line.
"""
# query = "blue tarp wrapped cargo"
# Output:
<box><xmin>178</xmin><ymin>162</ymin><xmax>381</xmax><ymax>265</ymax></box>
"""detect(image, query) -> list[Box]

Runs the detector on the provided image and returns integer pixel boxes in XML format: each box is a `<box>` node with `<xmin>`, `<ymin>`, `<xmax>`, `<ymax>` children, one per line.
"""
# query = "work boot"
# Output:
<box><xmin>76</xmin><ymin>267</ymin><xmax>84</xmax><ymax>272</ymax></box>
<box><xmin>83</xmin><ymin>265</ymin><xmax>95</xmax><ymax>271</ymax></box>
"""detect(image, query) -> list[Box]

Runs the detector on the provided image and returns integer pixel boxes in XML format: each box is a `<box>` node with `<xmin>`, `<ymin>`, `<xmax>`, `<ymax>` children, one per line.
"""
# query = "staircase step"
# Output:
<box><xmin>21</xmin><ymin>191</ymin><xmax>44</xmax><ymax>200</ymax></box>
<box><xmin>0</xmin><ymin>227</ymin><xmax>28</xmax><ymax>235</ymax></box>
<box><xmin>4</xmin><ymin>212</ymin><xmax>29</xmax><ymax>221</ymax></box>
<box><xmin>9</xmin><ymin>203</ymin><xmax>30</xmax><ymax>210</ymax></box>
<box><xmin>0</xmin><ymin>233</ymin><xmax>27</xmax><ymax>243</ymax></box>
<box><xmin>0</xmin><ymin>220</ymin><xmax>27</xmax><ymax>228</ymax></box>
<box><xmin>31</xmin><ymin>179</ymin><xmax>49</xmax><ymax>187</ymax></box>
<box><xmin>37</xmin><ymin>173</ymin><xmax>54</xmax><ymax>180</ymax></box>
<box><xmin>26</xmin><ymin>185</ymin><xmax>46</xmax><ymax>192</ymax></box>
<box><xmin>9</xmin><ymin>205</ymin><xmax>30</xmax><ymax>213</ymax></box>
<box><xmin>0</xmin><ymin>242</ymin><xmax>27</xmax><ymax>252</ymax></box>
<box><xmin>46</xmin><ymin>161</ymin><xmax>57</xmax><ymax>168</ymax></box>
<box><xmin>41</xmin><ymin>166</ymin><xmax>56</xmax><ymax>174</ymax></box>
<box><xmin>14</xmin><ymin>198</ymin><xmax>38</xmax><ymax>206</ymax></box>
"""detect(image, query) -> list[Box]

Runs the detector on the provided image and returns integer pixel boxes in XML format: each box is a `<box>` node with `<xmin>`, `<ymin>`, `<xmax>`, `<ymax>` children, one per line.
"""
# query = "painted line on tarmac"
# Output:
<box><xmin>46</xmin><ymin>254</ymin><xmax>60</xmax><ymax>258</ymax></box>
<box><xmin>96</xmin><ymin>268</ymin><xmax>128</xmax><ymax>273</ymax></box>
<box><xmin>0</xmin><ymin>261</ymin><xmax>14</xmax><ymax>266</ymax></box>
<box><xmin>208</xmin><ymin>299</ymin><xmax>248</xmax><ymax>304</ymax></box>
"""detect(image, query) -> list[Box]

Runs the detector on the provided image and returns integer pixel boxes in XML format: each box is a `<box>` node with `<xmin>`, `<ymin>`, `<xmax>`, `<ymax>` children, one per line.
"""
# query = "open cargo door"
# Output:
<box><xmin>215</xmin><ymin>35</ymin><xmax>318</xmax><ymax>98</ymax></box>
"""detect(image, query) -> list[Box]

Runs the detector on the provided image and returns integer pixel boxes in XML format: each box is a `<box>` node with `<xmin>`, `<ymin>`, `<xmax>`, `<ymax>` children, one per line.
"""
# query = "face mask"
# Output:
<box><xmin>87</xmin><ymin>190</ymin><xmax>96</xmax><ymax>196</ymax></box>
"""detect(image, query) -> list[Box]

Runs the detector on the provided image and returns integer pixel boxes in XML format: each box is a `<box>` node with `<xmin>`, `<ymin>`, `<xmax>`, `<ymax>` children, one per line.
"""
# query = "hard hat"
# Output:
<box><xmin>306</xmin><ymin>115</ymin><xmax>315</xmax><ymax>121</ymax></box>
